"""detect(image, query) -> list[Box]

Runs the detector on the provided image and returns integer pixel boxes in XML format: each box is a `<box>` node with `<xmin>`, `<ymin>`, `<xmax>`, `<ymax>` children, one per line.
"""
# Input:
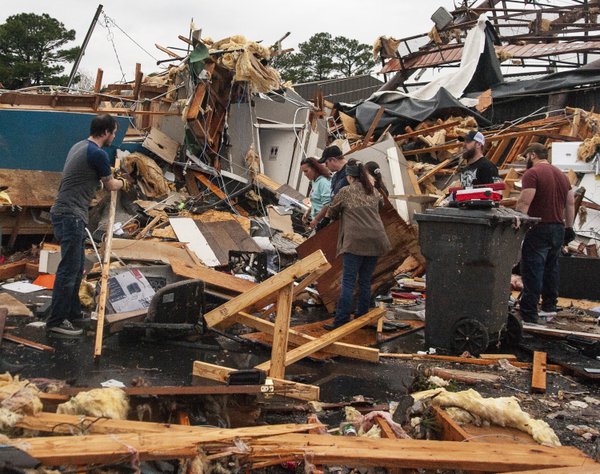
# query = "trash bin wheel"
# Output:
<box><xmin>451</xmin><ymin>319</ymin><xmax>489</xmax><ymax>355</ymax></box>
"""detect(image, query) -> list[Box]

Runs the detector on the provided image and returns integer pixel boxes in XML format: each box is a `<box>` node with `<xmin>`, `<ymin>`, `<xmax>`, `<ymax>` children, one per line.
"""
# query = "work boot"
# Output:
<box><xmin>0</xmin><ymin>358</ymin><xmax>26</xmax><ymax>374</ymax></box>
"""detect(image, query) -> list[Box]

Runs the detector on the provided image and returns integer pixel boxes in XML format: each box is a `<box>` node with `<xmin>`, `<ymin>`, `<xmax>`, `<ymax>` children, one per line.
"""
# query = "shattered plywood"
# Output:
<box><xmin>195</xmin><ymin>220</ymin><xmax>261</xmax><ymax>266</ymax></box>
<box><xmin>142</xmin><ymin>127</ymin><xmax>180</xmax><ymax>164</ymax></box>
<box><xmin>0</xmin><ymin>292</ymin><xmax>33</xmax><ymax>317</ymax></box>
<box><xmin>0</xmin><ymin>169</ymin><xmax>61</xmax><ymax>207</ymax></box>
<box><xmin>111</xmin><ymin>238</ymin><xmax>197</xmax><ymax>266</ymax></box>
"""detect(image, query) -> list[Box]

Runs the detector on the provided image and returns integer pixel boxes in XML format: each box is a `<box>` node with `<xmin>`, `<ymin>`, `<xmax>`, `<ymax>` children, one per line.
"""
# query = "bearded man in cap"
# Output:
<box><xmin>458</xmin><ymin>130</ymin><xmax>500</xmax><ymax>188</ymax></box>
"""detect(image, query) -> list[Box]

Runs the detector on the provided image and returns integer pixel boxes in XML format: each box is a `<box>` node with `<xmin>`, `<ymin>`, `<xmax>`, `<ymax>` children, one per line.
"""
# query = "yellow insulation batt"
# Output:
<box><xmin>57</xmin><ymin>387</ymin><xmax>129</xmax><ymax>420</ymax></box>
<box><xmin>428</xmin><ymin>388</ymin><xmax>561</xmax><ymax>446</ymax></box>
<box><xmin>0</xmin><ymin>373</ymin><xmax>42</xmax><ymax>416</ymax></box>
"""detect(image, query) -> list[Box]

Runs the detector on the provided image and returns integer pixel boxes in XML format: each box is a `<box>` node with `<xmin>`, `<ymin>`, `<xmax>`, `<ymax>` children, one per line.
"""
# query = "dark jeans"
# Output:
<box><xmin>520</xmin><ymin>223</ymin><xmax>565</xmax><ymax>322</ymax></box>
<box><xmin>334</xmin><ymin>253</ymin><xmax>378</xmax><ymax>327</ymax></box>
<box><xmin>48</xmin><ymin>213</ymin><xmax>86</xmax><ymax>327</ymax></box>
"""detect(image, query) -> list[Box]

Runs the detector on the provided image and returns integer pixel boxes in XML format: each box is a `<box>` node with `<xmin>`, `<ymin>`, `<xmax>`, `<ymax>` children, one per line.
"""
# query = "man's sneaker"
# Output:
<box><xmin>539</xmin><ymin>310</ymin><xmax>557</xmax><ymax>323</ymax></box>
<box><xmin>47</xmin><ymin>319</ymin><xmax>83</xmax><ymax>336</ymax></box>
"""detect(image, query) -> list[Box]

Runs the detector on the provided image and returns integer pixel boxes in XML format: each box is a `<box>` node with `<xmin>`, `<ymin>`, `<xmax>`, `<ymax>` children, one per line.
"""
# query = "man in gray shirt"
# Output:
<box><xmin>48</xmin><ymin>114</ymin><xmax>128</xmax><ymax>336</ymax></box>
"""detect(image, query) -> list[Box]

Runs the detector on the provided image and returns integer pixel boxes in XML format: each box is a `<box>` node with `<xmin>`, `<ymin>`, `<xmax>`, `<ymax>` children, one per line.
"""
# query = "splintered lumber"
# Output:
<box><xmin>3</xmin><ymin>333</ymin><xmax>54</xmax><ymax>352</ymax></box>
<box><xmin>0</xmin><ymin>308</ymin><xmax>6</xmax><ymax>348</ymax></box>
<box><xmin>255</xmin><ymin>307</ymin><xmax>386</xmax><ymax>372</ymax></box>
<box><xmin>426</xmin><ymin>367</ymin><xmax>503</xmax><ymax>385</ymax></box>
<box><xmin>433</xmin><ymin>406</ymin><xmax>470</xmax><ymax>442</ymax></box>
<box><xmin>112</xmin><ymin>239</ymin><xmax>197</xmax><ymax>266</ymax></box>
<box><xmin>0</xmin><ymin>259</ymin><xmax>28</xmax><ymax>280</ymax></box>
<box><xmin>192</xmin><ymin>361</ymin><xmax>320</xmax><ymax>401</ymax></box>
<box><xmin>203</xmin><ymin>250</ymin><xmax>329</xmax><ymax>328</ymax></box>
<box><xmin>269</xmin><ymin>283</ymin><xmax>294</xmax><ymax>379</ymax></box>
<box><xmin>169</xmin><ymin>257</ymin><xmax>256</xmax><ymax>295</ymax></box>
<box><xmin>247</xmin><ymin>434</ymin><xmax>594</xmax><ymax>471</ymax></box>
<box><xmin>531</xmin><ymin>351</ymin><xmax>547</xmax><ymax>393</ymax></box>
<box><xmin>417</xmin><ymin>159</ymin><xmax>452</xmax><ymax>184</ymax></box>
<box><xmin>523</xmin><ymin>324</ymin><xmax>600</xmax><ymax>341</ymax></box>
<box><xmin>502</xmin><ymin>467</ymin><xmax>600</xmax><ymax>474</ymax></box>
<box><xmin>94</xmin><ymin>158</ymin><xmax>120</xmax><ymax>359</ymax></box>
<box><xmin>374</xmin><ymin>416</ymin><xmax>398</xmax><ymax>440</ymax></box>
<box><xmin>8</xmin><ymin>423</ymin><xmax>320</xmax><ymax>466</ymax></box>
<box><xmin>234</xmin><ymin>312</ymin><xmax>379</xmax><ymax>362</ymax></box>
<box><xmin>380</xmin><ymin>353</ymin><xmax>563</xmax><ymax>373</ymax></box>
<box><xmin>17</xmin><ymin>412</ymin><xmax>316</xmax><ymax>436</ymax></box>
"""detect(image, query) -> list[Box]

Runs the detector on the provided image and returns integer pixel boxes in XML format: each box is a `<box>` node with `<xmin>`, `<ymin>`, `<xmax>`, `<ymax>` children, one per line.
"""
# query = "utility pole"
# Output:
<box><xmin>68</xmin><ymin>4</ymin><xmax>104</xmax><ymax>89</ymax></box>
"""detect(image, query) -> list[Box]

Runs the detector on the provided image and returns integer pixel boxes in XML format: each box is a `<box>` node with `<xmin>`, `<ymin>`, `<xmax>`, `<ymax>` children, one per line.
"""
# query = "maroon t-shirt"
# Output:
<box><xmin>521</xmin><ymin>163</ymin><xmax>570</xmax><ymax>223</ymax></box>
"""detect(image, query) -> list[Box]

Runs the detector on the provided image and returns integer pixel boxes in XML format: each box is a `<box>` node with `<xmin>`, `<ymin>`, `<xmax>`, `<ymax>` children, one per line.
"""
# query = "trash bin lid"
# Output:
<box><xmin>415</xmin><ymin>207</ymin><xmax>539</xmax><ymax>226</ymax></box>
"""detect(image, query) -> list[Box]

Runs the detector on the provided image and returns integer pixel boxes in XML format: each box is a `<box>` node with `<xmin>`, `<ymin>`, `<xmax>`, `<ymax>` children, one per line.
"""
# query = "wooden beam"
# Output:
<box><xmin>433</xmin><ymin>406</ymin><xmax>469</xmax><ymax>442</ymax></box>
<box><xmin>502</xmin><ymin>466</ymin><xmax>600</xmax><ymax>474</ymax></box>
<box><xmin>269</xmin><ymin>283</ymin><xmax>294</xmax><ymax>379</ymax></box>
<box><xmin>379</xmin><ymin>353</ymin><xmax>562</xmax><ymax>373</ymax></box>
<box><xmin>417</xmin><ymin>159</ymin><xmax>452</xmax><ymax>184</ymax></box>
<box><xmin>248</xmin><ymin>434</ymin><xmax>593</xmax><ymax>471</ymax></box>
<box><xmin>394</xmin><ymin>120</ymin><xmax>461</xmax><ymax>142</ymax></box>
<box><xmin>0</xmin><ymin>308</ymin><xmax>7</xmax><ymax>348</ymax></box>
<box><xmin>234</xmin><ymin>312</ymin><xmax>379</xmax><ymax>362</ymax></box>
<box><xmin>0</xmin><ymin>259</ymin><xmax>28</xmax><ymax>280</ymax></box>
<box><xmin>186</xmin><ymin>82</ymin><xmax>207</xmax><ymax>121</ymax></box>
<box><xmin>155</xmin><ymin>43</ymin><xmax>183</xmax><ymax>59</ymax></box>
<box><xmin>169</xmin><ymin>257</ymin><xmax>256</xmax><ymax>295</ymax></box>
<box><xmin>3</xmin><ymin>333</ymin><xmax>54</xmax><ymax>352</ymax></box>
<box><xmin>8</xmin><ymin>423</ymin><xmax>320</xmax><ymax>466</ymax></box>
<box><xmin>189</xmin><ymin>171</ymin><xmax>248</xmax><ymax>216</ymax></box>
<box><xmin>132</xmin><ymin>63</ymin><xmax>143</xmax><ymax>101</ymax></box>
<box><xmin>360</xmin><ymin>106</ymin><xmax>385</xmax><ymax>148</ymax></box>
<box><xmin>259</xmin><ymin>260</ymin><xmax>333</xmax><ymax>319</ymax></box>
<box><xmin>203</xmin><ymin>250</ymin><xmax>329</xmax><ymax>328</ymax></box>
<box><xmin>523</xmin><ymin>324</ymin><xmax>600</xmax><ymax>341</ymax></box>
<box><xmin>531</xmin><ymin>351</ymin><xmax>547</xmax><ymax>394</ymax></box>
<box><xmin>94</xmin><ymin>158</ymin><xmax>120</xmax><ymax>359</ymax></box>
<box><xmin>192</xmin><ymin>361</ymin><xmax>320</xmax><ymax>401</ymax></box>
<box><xmin>93</xmin><ymin>68</ymin><xmax>103</xmax><ymax>93</ymax></box>
<box><xmin>255</xmin><ymin>307</ymin><xmax>386</xmax><ymax>372</ymax></box>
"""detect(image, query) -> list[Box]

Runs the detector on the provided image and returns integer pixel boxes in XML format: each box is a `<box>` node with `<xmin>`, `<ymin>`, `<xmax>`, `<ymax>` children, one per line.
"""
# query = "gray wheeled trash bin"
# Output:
<box><xmin>415</xmin><ymin>207</ymin><xmax>538</xmax><ymax>355</ymax></box>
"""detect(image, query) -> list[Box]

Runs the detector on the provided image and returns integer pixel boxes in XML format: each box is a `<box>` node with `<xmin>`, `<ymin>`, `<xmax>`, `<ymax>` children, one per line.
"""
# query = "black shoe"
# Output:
<box><xmin>47</xmin><ymin>319</ymin><xmax>83</xmax><ymax>336</ymax></box>
<box><xmin>324</xmin><ymin>322</ymin><xmax>346</xmax><ymax>331</ymax></box>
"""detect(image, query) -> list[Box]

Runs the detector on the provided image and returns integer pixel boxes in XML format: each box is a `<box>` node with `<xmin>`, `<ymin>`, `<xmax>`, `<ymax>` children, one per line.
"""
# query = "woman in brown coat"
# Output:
<box><xmin>325</xmin><ymin>159</ymin><xmax>391</xmax><ymax>329</ymax></box>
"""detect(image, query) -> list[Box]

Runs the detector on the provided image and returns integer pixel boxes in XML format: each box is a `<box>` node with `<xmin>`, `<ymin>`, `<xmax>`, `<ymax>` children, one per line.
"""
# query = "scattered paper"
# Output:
<box><xmin>2</xmin><ymin>281</ymin><xmax>46</xmax><ymax>293</ymax></box>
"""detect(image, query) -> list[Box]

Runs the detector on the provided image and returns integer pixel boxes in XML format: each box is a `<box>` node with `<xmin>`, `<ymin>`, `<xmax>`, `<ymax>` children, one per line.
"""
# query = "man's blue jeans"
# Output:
<box><xmin>520</xmin><ymin>223</ymin><xmax>565</xmax><ymax>322</ymax></box>
<box><xmin>334</xmin><ymin>253</ymin><xmax>378</xmax><ymax>327</ymax></box>
<box><xmin>48</xmin><ymin>213</ymin><xmax>86</xmax><ymax>328</ymax></box>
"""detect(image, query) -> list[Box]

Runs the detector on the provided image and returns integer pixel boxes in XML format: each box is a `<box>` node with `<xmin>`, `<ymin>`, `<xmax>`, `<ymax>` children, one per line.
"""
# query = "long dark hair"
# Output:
<box><xmin>301</xmin><ymin>157</ymin><xmax>331</xmax><ymax>179</ymax></box>
<box><xmin>347</xmin><ymin>159</ymin><xmax>374</xmax><ymax>195</ymax></box>
<box><xmin>365</xmin><ymin>161</ymin><xmax>389</xmax><ymax>196</ymax></box>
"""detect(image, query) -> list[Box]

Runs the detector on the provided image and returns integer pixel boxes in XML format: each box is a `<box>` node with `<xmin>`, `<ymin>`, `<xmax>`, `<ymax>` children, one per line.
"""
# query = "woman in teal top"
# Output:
<box><xmin>301</xmin><ymin>157</ymin><xmax>332</xmax><ymax>230</ymax></box>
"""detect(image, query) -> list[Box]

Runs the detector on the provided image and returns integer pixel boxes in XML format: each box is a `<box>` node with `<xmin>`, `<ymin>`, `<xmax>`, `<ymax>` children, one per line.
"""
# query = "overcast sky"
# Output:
<box><xmin>1</xmin><ymin>1</ymin><xmax>452</xmax><ymax>84</ymax></box>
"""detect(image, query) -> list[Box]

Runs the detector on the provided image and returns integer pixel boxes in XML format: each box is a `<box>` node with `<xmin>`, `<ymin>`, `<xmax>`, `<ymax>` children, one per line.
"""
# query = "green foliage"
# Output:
<box><xmin>0</xmin><ymin>13</ymin><xmax>80</xmax><ymax>89</ymax></box>
<box><xmin>272</xmin><ymin>32</ymin><xmax>375</xmax><ymax>84</ymax></box>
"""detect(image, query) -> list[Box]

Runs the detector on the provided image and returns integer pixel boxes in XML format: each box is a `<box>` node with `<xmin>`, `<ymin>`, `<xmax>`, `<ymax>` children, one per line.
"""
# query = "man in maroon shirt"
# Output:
<box><xmin>516</xmin><ymin>143</ymin><xmax>575</xmax><ymax>323</ymax></box>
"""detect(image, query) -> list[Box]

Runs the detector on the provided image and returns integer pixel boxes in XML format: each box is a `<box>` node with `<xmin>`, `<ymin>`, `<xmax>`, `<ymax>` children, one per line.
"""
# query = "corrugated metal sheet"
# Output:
<box><xmin>381</xmin><ymin>40</ymin><xmax>600</xmax><ymax>74</ymax></box>
<box><xmin>293</xmin><ymin>75</ymin><xmax>384</xmax><ymax>104</ymax></box>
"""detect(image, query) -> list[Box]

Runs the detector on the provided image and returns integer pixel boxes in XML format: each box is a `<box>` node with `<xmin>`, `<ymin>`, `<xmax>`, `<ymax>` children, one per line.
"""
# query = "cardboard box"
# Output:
<box><xmin>108</xmin><ymin>269</ymin><xmax>155</xmax><ymax>313</ymax></box>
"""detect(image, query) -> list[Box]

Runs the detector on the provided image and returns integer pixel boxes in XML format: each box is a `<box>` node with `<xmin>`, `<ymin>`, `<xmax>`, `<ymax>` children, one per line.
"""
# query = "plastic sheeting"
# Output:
<box><xmin>343</xmin><ymin>87</ymin><xmax>491</xmax><ymax>135</ymax></box>
<box><xmin>340</xmin><ymin>14</ymin><xmax>499</xmax><ymax>134</ymax></box>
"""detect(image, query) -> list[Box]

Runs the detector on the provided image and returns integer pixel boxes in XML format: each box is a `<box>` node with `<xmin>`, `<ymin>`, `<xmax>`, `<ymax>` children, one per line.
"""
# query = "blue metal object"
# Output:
<box><xmin>0</xmin><ymin>110</ymin><xmax>130</xmax><ymax>171</ymax></box>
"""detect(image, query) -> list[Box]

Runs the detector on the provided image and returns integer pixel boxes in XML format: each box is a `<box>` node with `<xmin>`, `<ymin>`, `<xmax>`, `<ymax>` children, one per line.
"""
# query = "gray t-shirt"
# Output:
<box><xmin>51</xmin><ymin>139</ymin><xmax>112</xmax><ymax>223</ymax></box>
